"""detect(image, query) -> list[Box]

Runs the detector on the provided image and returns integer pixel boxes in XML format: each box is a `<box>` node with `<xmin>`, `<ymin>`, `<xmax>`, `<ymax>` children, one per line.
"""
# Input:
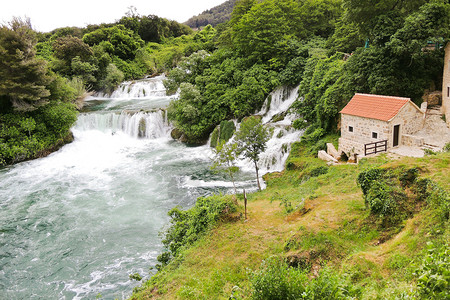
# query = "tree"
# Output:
<box><xmin>232</xmin><ymin>0</ymin><xmax>303</xmax><ymax>67</ymax></box>
<box><xmin>82</xmin><ymin>25</ymin><xmax>144</xmax><ymax>60</ymax></box>
<box><xmin>212</xmin><ymin>141</ymin><xmax>239</xmax><ymax>196</ymax></box>
<box><xmin>235</xmin><ymin>116</ymin><xmax>270</xmax><ymax>191</ymax></box>
<box><xmin>343</xmin><ymin>0</ymin><xmax>428</xmax><ymax>37</ymax></box>
<box><xmin>52</xmin><ymin>35</ymin><xmax>93</xmax><ymax>64</ymax></box>
<box><xmin>0</xmin><ymin>18</ymin><xmax>51</xmax><ymax>111</ymax></box>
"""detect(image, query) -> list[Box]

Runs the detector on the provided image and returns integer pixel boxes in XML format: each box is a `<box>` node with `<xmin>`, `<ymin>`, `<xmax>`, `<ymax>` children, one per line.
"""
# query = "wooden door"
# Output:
<box><xmin>393</xmin><ymin>125</ymin><xmax>400</xmax><ymax>147</ymax></box>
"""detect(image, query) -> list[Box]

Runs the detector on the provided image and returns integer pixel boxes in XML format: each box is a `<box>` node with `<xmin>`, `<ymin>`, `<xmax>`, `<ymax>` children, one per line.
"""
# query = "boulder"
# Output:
<box><xmin>318</xmin><ymin>150</ymin><xmax>338</xmax><ymax>163</ymax></box>
<box><xmin>170</xmin><ymin>128</ymin><xmax>183</xmax><ymax>140</ymax></box>
<box><xmin>326</xmin><ymin>143</ymin><xmax>340</xmax><ymax>159</ymax></box>
<box><xmin>422</xmin><ymin>91</ymin><xmax>442</xmax><ymax>106</ymax></box>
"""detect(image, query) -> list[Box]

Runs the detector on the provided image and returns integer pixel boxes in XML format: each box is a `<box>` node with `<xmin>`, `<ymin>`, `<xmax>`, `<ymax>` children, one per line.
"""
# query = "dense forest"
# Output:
<box><xmin>184</xmin><ymin>0</ymin><xmax>237</xmax><ymax>28</ymax></box>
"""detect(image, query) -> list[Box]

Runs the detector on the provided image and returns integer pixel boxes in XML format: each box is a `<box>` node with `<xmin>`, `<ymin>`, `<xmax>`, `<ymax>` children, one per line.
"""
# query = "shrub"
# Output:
<box><xmin>357</xmin><ymin>168</ymin><xmax>385</xmax><ymax>196</ymax></box>
<box><xmin>399</xmin><ymin>168</ymin><xmax>419</xmax><ymax>186</ymax></box>
<box><xmin>365</xmin><ymin>181</ymin><xmax>399</xmax><ymax>217</ymax></box>
<box><xmin>250</xmin><ymin>257</ymin><xmax>359</xmax><ymax>300</ymax></box>
<box><xmin>415</xmin><ymin>243</ymin><xmax>449</xmax><ymax>299</ymax></box>
<box><xmin>414</xmin><ymin>179</ymin><xmax>449</xmax><ymax>221</ymax></box>
<box><xmin>250</xmin><ymin>256</ymin><xmax>308</xmax><ymax>300</ymax></box>
<box><xmin>158</xmin><ymin>195</ymin><xmax>236</xmax><ymax>268</ymax></box>
<box><xmin>309</xmin><ymin>166</ymin><xmax>328</xmax><ymax>178</ymax></box>
<box><xmin>443</xmin><ymin>142</ymin><xmax>450</xmax><ymax>152</ymax></box>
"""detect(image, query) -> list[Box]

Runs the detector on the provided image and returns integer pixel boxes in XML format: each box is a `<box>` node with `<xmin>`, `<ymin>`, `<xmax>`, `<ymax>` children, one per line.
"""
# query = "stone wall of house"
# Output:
<box><xmin>338</xmin><ymin>114</ymin><xmax>389</xmax><ymax>156</ymax></box>
<box><xmin>389</xmin><ymin>102</ymin><xmax>425</xmax><ymax>147</ymax></box>
<box><xmin>338</xmin><ymin>102</ymin><xmax>424</xmax><ymax>156</ymax></box>
<box><xmin>442</xmin><ymin>43</ymin><xmax>450</xmax><ymax>126</ymax></box>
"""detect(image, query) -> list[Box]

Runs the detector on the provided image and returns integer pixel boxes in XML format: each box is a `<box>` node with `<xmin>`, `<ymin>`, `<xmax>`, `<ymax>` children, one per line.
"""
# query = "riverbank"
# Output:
<box><xmin>131</xmin><ymin>140</ymin><xmax>449</xmax><ymax>299</ymax></box>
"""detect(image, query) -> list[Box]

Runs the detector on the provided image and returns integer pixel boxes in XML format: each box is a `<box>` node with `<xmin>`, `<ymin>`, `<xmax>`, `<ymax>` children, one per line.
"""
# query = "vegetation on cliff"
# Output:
<box><xmin>0</xmin><ymin>19</ymin><xmax>79</xmax><ymax>166</ymax></box>
<box><xmin>184</xmin><ymin>0</ymin><xmax>237</xmax><ymax>29</ymax></box>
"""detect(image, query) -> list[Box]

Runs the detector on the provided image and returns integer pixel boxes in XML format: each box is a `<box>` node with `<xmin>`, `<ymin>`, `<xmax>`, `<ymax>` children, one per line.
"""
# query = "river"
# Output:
<box><xmin>0</xmin><ymin>76</ymin><xmax>301</xmax><ymax>299</ymax></box>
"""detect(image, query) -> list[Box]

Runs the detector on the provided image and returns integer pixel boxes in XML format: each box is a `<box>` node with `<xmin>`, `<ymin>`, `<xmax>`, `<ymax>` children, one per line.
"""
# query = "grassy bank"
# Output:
<box><xmin>131</xmin><ymin>141</ymin><xmax>449</xmax><ymax>299</ymax></box>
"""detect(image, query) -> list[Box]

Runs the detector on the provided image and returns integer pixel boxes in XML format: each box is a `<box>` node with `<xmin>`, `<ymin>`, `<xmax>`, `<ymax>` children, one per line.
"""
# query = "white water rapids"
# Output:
<box><xmin>0</xmin><ymin>77</ymin><xmax>302</xmax><ymax>299</ymax></box>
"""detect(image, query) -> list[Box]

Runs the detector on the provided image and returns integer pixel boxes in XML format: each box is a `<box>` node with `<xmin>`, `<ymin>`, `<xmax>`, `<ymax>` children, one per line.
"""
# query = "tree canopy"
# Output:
<box><xmin>0</xmin><ymin>18</ymin><xmax>51</xmax><ymax>112</ymax></box>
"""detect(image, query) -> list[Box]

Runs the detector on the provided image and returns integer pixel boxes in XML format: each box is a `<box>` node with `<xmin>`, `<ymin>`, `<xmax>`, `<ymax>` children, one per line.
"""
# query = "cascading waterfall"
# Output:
<box><xmin>0</xmin><ymin>76</ymin><xmax>254</xmax><ymax>300</ymax></box>
<box><xmin>75</xmin><ymin>110</ymin><xmax>171</xmax><ymax>139</ymax></box>
<box><xmin>255</xmin><ymin>85</ymin><xmax>302</xmax><ymax>173</ymax></box>
<box><xmin>257</xmin><ymin>85</ymin><xmax>300</xmax><ymax>124</ymax></box>
<box><xmin>90</xmin><ymin>76</ymin><xmax>168</xmax><ymax>99</ymax></box>
<box><xmin>231</xmin><ymin>85</ymin><xmax>303</xmax><ymax>174</ymax></box>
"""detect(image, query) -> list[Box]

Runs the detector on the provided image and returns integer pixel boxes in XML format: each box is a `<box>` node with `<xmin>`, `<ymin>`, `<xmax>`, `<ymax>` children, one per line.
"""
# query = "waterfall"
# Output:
<box><xmin>75</xmin><ymin>110</ymin><xmax>171</xmax><ymax>139</ymax></box>
<box><xmin>258</xmin><ymin>126</ymin><xmax>303</xmax><ymax>172</ymax></box>
<box><xmin>229</xmin><ymin>85</ymin><xmax>302</xmax><ymax>174</ymax></box>
<box><xmin>89</xmin><ymin>75</ymin><xmax>168</xmax><ymax>100</ymax></box>
<box><xmin>257</xmin><ymin>85</ymin><xmax>300</xmax><ymax>124</ymax></box>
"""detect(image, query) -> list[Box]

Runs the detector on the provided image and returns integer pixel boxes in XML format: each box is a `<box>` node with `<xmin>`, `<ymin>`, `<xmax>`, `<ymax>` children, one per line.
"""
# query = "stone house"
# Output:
<box><xmin>338</xmin><ymin>93</ymin><xmax>425</xmax><ymax>157</ymax></box>
<box><xmin>441</xmin><ymin>43</ymin><xmax>450</xmax><ymax>126</ymax></box>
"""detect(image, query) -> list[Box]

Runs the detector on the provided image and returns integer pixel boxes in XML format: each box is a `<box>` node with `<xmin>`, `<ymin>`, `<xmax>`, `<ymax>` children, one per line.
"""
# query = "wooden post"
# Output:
<box><xmin>243</xmin><ymin>189</ymin><xmax>247</xmax><ymax>220</ymax></box>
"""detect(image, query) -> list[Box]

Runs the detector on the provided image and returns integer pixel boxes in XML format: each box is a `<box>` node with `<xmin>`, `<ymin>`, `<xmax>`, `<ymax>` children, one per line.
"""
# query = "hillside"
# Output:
<box><xmin>131</xmin><ymin>139</ymin><xmax>449</xmax><ymax>299</ymax></box>
<box><xmin>184</xmin><ymin>0</ymin><xmax>237</xmax><ymax>28</ymax></box>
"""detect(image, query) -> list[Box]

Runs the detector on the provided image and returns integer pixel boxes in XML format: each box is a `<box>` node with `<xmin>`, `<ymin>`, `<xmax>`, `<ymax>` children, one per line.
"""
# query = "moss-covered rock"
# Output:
<box><xmin>210</xmin><ymin>126</ymin><xmax>220</xmax><ymax>148</ymax></box>
<box><xmin>219</xmin><ymin>120</ymin><xmax>235</xmax><ymax>143</ymax></box>
<box><xmin>170</xmin><ymin>128</ymin><xmax>183</xmax><ymax>140</ymax></box>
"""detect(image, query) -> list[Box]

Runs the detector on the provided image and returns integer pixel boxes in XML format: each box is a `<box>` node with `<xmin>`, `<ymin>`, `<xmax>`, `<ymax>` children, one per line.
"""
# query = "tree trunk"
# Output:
<box><xmin>254</xmin><ymin>160</ymin><xmax>261</xmax><ymax>191</ymax></box>
<box><xmin>230</xmin><ymin>173</ymin><xmax>237</xmax><ymax>196</ymax></box>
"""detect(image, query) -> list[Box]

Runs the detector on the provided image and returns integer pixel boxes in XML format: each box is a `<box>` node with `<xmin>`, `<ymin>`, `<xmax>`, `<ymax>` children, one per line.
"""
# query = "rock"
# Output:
<box><xmin>179</xmin><ymin>134</ymin><xmax>189</xmax><ymax>143</ymax></box>
<box><xmin>318</xmin><ymin>150</ymin><xmax>338</xmax><ymax>163</ymax></box>
<box><xmin>326</xmin><ymin>143</ymin><xmax>340</xmax><ymax>159</ymax></box>
<box><xmin>170</xmin><ymin>128</ymin><xmax>183</xmax><ymax>140</ymax></box>
<box><xmin>138</xmin><ymin>118</ymin><xmax>146</xmax><ymax>138</ymax></box>
<box><xmin>423</xmin><ymin>91</ymin><xmax>442</xmax><ymax>106</ymax></box>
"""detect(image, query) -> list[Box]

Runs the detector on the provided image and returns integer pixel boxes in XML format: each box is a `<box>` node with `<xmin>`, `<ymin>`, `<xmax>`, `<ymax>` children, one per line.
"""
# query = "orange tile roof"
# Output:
<box><xmin>340</xmin><ymin>93</ymin><xmax>411</xmax><ymax>121</ymax></box>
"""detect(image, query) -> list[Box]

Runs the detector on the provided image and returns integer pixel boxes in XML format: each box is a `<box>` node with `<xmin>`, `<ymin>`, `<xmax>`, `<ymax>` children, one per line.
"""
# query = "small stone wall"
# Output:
<box><xmin>338</xmin><ymin>137</ymin><xmax>365</xmax><ymax>157</ymax></box>
<box><xmin>441</xmin><ymin>43</ymin><xmax>450</xmax><ymax>126</ymax></box>
<box><xmin>401</xmin><ymin>134</ymin><xmax>424</xmax><ymax>147</ymax></box>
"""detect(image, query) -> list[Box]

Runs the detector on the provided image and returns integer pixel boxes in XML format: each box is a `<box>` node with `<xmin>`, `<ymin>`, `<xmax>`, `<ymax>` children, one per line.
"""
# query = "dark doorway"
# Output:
<box><xmin>393</xmin><ymin>125</ymin><xmax>400</xmax><ymax>147</ymax></box>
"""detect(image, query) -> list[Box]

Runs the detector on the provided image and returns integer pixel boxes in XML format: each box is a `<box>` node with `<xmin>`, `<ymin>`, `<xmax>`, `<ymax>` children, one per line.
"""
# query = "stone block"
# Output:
<box><xmin>427</xmin><ymin>92</ymin><xmax>442</xmax><ymax>106</ymax></box>
<box><xmin>326</xmin><ymin>143</ymin><xmax>340</xmax><ymax>159</ymax></box>
<box><xmin>318</xmin><ymin>150</ymin><xmax>338</xmax><ymax>163</ymax></box>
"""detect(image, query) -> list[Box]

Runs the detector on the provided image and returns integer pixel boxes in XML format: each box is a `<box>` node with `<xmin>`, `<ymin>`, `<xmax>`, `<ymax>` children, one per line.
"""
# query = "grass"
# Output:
<box><xmin>130</xmin><ymin>143</ymin><xmax>450</xmax><ymax>299</ymax></box>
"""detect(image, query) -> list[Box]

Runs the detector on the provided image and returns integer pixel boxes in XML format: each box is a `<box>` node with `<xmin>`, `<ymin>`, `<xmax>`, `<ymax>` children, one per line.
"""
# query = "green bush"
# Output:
<box><xmin>415</xmin><ymin>179</ymin><xmax>450</xmax><ymax>222</ymax></box>
<box><xmin>250</xmin><ymin>257</ymin><xmax>359</xmax><ymax>300</ymax></box>
<box><xmin>308</xmin><ymin>166</ymin><xmax>329</xmax><ymax>178</ymax></box>
<box><xmin>357</xmin><ymin>168</ymin><xmax>385</xmax><ymax>196</ymax></box>
<box><xmin>415</xmin><ymin>243</ymin><xmax>449</xmax><ymax>299</ymax></box>
<box><xmin>158</xmin><ymin>195</ymin><xmax>237</xmax><ymax>268</ymax></box>
<box><xmin>399</xmin><ymin>168</ymin><xmax>419</xmax><ymax>186</ymax></box>
<box><xmin>365</xmin><ymin>181</ymin><xmax>399</xmax><ymax>217</ymax></box>
<box><xmin>251</xmin><ymin>256</ymin><xmax>308</xmax><ymax>300</ymax></box>
<box><xmin>443</xmin><ymin>142</ymin><xmax>450</xmax><ymax>152</ymax></box>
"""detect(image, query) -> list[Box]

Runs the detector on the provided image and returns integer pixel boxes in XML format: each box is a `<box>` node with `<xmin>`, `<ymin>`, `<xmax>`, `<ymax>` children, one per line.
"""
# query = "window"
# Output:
<box><xmin>372</xmin><ymin>132</ymin><xmax>378</xmax><ymax>139</ymax></box>
<box><xmin>349</xmin><ymin>126</ymin><xmax>354</xmax><ymax>132</ymax></box>
<box><xmin>447</xmin><ymin>86</ymin><xmax>450</xmax><ymax>98</ymax></box>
